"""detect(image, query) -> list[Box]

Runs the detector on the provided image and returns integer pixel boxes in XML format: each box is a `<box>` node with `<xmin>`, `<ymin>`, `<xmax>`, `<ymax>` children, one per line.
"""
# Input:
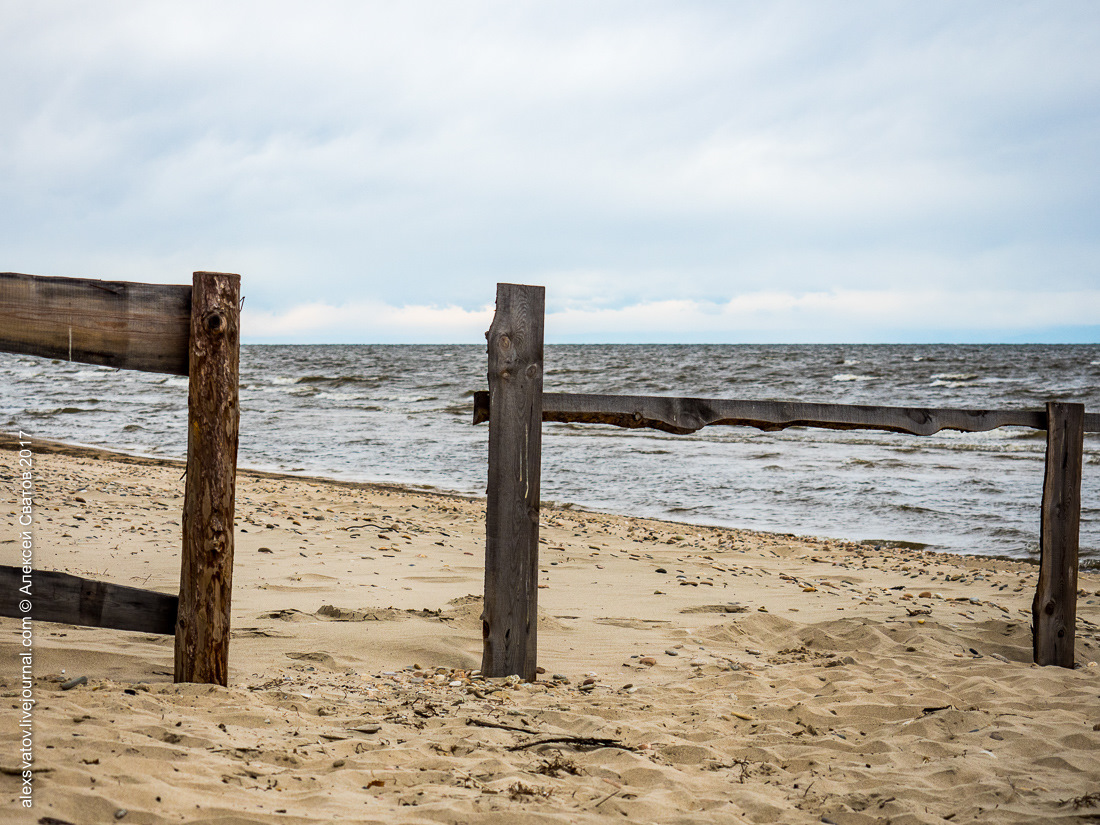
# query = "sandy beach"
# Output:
<box><xmin>2</xmin><ymin>438</ymin><xmax>1099</xmax><ymax>824</ymax></box>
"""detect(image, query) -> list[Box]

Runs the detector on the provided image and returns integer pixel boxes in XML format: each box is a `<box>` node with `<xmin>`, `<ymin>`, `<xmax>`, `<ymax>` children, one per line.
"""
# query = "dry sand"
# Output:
<box><xmin>2</xmin><ymin>439</ymin><xmax>1099</xmax><ymax>824</ymax></box>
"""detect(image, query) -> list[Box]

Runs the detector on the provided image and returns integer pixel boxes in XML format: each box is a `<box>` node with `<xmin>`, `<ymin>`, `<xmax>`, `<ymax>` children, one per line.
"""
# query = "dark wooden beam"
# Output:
<box><xmin>1033</xmin><ymin>402</ymin><xmax>1084</xmax><ymax>667</ymax></box>
<box><xmin>474</xmin><ymin>391</ymin><xmax>1100</xmax><ymax>435</ymax></box>
<box><xmin>481</xmin><ymin>283</ymin><xmax>544</xmax><ymax>681</ymax></box>
<box><xmin>0</xmin><ymin>566</ymin><xmax>177</xmax><ymax>634</ymax></box>
<box><xmin>0</xmin><ymin>271</ymin><xmax>191</xmax><ymax>375</ymax></box>
<box><xmin>175</xmin><ymin>272</ymin><xmax>241</xmax><ymax>685</ymax></box>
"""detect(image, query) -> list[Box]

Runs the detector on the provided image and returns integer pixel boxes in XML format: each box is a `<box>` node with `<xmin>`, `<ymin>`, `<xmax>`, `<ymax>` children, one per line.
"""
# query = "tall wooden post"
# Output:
<box><xmin>175</xmin><ymin>272</ymin><xmax>241</xmax><ymax>684</ymax></box>
<box><xmin>1033</xmin><ymin>401</ymin><xmax>1084</xmax><ymax>667</ymax></box>
<box><xmin>482</xmin><ymin>283</ymin><xmax>545</xmax><ymax>680</ymax></box>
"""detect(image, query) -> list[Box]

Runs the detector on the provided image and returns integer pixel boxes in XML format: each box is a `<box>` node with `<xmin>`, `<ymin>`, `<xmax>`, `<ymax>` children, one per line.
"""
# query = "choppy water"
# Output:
<box><xmin>3</xmin><ymin>344</ymin><xmax>1098</xmax><ymax>564</ymax></box>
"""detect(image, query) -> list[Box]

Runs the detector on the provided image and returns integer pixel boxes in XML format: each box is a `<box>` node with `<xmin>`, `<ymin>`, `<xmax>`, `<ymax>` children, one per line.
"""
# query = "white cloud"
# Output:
<box><xmin>546</xmin><ymin>290</ymin><xmax>1100</xmax><ymax>341</ymax></box>
<box><xmin>243</xmin><ymin>289</ymin><xmax>1100</xmax><ymax>344</ymax></box>
<box><xmin>243</xmin><ymin>300</ymin><xmax>495</xmax><ymax>343</ymax></box>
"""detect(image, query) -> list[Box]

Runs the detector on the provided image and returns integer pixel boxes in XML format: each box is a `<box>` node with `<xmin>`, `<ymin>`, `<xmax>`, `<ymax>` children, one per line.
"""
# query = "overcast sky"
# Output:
<box><xmin>2</xmin><ymin>1</ymin><xmax>1098</xmax><ymax>343</ymax></box>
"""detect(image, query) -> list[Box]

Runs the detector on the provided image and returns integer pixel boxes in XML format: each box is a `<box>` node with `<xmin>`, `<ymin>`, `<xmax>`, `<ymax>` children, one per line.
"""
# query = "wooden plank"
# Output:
<box><xmin>0</xmin><ymin>566</ymin><xmax>177</xmax><ymax>634</ymax></box>
<box><xmin>1033</xmin><ymin>402</ymin><xmax>1084</xmax><ymax>667</ymax></box>
<box><xmin>473</xmin><ymin>391</ymin><xmax>1098</xmax><ymax>435</ymax></box>
<box><xmin>175</xmin><ymin>272</ymin><xmax>241</xmax><ymax>685</ymax></box>
<box><xmin>482</xmin><ymin>283</ymin><xmax>545</xmax><ymax>681</ymax></box>
<box><xmin>0</xmin><ymin>271</ymin><xmax>191</xmax><ymax>374</ymax></box>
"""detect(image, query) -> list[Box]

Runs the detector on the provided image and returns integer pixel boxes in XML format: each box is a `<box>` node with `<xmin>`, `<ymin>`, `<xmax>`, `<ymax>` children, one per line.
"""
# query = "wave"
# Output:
<box><xmin>930</xmin><ymin>373</ymin><xmax>977</xmax><ymax>381</ymax></box>
<box><xmin>844</xmin><ymin>457</ymin><xmax>908</xmax><ymax>469</ymax></box>
<box><xmin>25</xmin><ymin>406</ymin><xmax>96</xmax><ymax>417</ymax></box>
<box><xmin>1008</xmin><ymin>429</ymin><xmax>1047</xmax><ymax>441</ymax></box>
<box><xmin>294</xmin><ymin>375</ymin><xmax>392</xmax><ymax>388</ymax></box>
<box><xmin>71</xmin><ymin>368</ymin><xmax>115</xmax><ymax>381</ymax></box>
<box><xmin>832</xmin><ymin>373</ymin><xmax>875</xmax><ymax>382</ymax></box>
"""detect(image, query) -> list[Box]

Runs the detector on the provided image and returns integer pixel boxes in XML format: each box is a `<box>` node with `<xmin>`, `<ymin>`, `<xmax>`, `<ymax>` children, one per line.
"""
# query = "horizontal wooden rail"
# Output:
<box><xmin>0</xmin><ymin>566</ymin><xmax>178</xmax><ymax>635</ymax></box>
<box><xmin>0</xmin><ymin>271</ymin><xmax>191</xmax><ymax>374</ymax></box>
<box><xmin>473</xmin><ymin>391</ymin><xmax>1100</xmax><ymax>436</ymax></box>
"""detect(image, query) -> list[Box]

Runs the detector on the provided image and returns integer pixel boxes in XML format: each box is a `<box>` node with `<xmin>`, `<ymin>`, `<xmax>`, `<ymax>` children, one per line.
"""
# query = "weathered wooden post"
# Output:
<box><xmin>482</xmin><ymin>283</ymin><xmax>545</xmax><ymax>680</ymax></box>
<box><xmin>1033</xmin><ymin>401</ymin><xmax>1084</xmax><ymax>667</ymax></box>
<box><xmin>175</xmin><ymin>272</ymin><xmax>241</xmax><ymax>685</ymax></box>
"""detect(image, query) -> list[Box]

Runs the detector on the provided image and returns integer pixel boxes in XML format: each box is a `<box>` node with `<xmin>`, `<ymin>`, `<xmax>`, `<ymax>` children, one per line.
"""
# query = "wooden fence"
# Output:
<box><xmin>474</xmin><ymin>283</ymin><xmax>1097</xmax><ymax>676</ymax></box>
<box><xmin>0</xmin><ymin>271</ymin><xmax>240</xmax><ymax>685</ymax></box>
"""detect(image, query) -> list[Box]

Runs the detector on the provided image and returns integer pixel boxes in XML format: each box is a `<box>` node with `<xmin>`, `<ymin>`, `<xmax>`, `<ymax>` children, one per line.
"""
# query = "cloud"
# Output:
<box><xmin>243</xmin><ymin>300</ymin><xmax>495</xmax><ymax>343</ymax></box>
<box><xmin>243</xmin><ymin>288</ymin><xmax>1100</xmax><ymax>344</ymax></box>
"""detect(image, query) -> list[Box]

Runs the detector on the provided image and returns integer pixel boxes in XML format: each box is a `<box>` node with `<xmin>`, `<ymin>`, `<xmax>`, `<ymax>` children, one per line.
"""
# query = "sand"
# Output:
<box><xmin>2</xmin><ymin>438</ymin><xmax>1099</xmax><ymax>824</ymax></box>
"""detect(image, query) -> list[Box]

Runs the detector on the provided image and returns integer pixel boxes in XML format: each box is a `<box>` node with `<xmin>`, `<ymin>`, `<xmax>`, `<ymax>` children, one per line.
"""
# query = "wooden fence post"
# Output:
<box><xmin>1033</xmin><ymin>401</ymin><xmax>1084</xmax><ymax>667</ymax></box>
<box><xmin>175</xmin><ymin>272</ymin><xmax>241</xmax><ymax>685</ymax></box>
<box><xmin>482</xmin><ymin>283</ymin><xmax>545</xmax><ymax>680</ymax></box>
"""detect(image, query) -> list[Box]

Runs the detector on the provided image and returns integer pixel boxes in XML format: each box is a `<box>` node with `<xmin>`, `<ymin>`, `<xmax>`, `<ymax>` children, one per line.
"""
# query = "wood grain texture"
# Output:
<box><xmin>1033</xmin><ymin>402</ymin><xmax>1084</xmax><ymax>667</ymax></box>
<box><xmin>0</xmin><ymin>566</ymin><xmax>177</xmax><ymax>634</ymax></box>
<box><xmin>481</xmin><ymin>283</ymin><xmax>545</xmax><ymax>680</ymax></box>
<box><xmin>175</xmin><ymin>272</ymin><xmax>241</xmax><ymax>685</ymax></box>
<box><xmin>474</xmin><ymin>391</ymin><xmax>1100</xmax><ymax>434</ymax></box>
<box><xmin>0</xmin><ymin>271</ymin><xmax>191</xmax><ymax>374</ymax></box>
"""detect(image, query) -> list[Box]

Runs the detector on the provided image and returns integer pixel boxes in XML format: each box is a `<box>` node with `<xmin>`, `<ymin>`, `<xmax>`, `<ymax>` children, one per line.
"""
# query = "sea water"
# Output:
<box><xmin>2</xmin><ymin>343</ymin><xmax>1097</xmax><ymax>564</ymax></box>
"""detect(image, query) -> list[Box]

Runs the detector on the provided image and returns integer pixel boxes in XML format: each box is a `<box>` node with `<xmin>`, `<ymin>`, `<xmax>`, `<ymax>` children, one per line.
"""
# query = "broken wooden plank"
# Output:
<box><xmin>0</xmin><ymin>271</ymin><xmax>191</xmax><ymax>374</ymax></box>
<box><xmin>0</xmin><ymin>565</ymin><xmax>177</xmax><ymax>634</ymax></box>
<box><xmin>474</xmin><ymin>391</ymin><xmax>1100</xmax><ymax>435</ymax></box>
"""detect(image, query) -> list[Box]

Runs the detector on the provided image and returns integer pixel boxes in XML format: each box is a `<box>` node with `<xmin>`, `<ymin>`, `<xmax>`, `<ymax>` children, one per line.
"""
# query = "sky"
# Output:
<box><xmin>2</xmin><ymin>1</ymin><xmax>1098</xmax><ymax>344</ymax></box>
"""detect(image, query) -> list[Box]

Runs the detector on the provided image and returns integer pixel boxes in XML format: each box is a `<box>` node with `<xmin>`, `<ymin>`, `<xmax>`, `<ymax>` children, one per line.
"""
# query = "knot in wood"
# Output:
<box><xmin>498</xmin><ymin>334</ymin><xmax>512</xmax><ymax>351</ymax></box>
<box><xmin>203</xmin><ymin>311</ymin><xmax>225</xmax><ymax>334</ymax></box>
<box><xmin>525</xmin><ymin>364</ymin><xmax>538</xmax><ymax>378</ymax></box>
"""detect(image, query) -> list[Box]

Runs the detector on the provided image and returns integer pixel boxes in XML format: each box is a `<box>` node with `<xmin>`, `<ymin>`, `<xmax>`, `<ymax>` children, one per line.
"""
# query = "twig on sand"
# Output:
<box><xmin>1062</xmin><ymin>791</ymin><xmax>1100</xmax><ymax>809</ymax></box>
<box><xmin>594</xmin><ymin>788</ymin><xmax>621</xmax><ymax>807</ymax></box>
<box><xmin>466</xmin><ymin>717</ymin><xmax>542</xmax><ymax>735</ymax></box>
<box><xmin>1</xmin><ymin>764</ymin><xmax>52</xmax><ymax>775</ymax></box>
<box><xmin>921</xmin><ymin>705</ymin><xmax>954</xmax><ymax>715</ymax></box>
<box><xmin>594</xmin><ymin>777</ymin><xmax>624</xmax><ymax>807</ymax></box>
<box><xmin>508</xmin><ymin>736</ymin><xmax>639</xmax><ymax>752</ymax></box>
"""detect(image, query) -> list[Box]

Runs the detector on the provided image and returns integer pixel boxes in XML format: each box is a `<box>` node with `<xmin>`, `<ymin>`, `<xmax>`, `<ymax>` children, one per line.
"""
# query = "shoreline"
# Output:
<box><xmin>0</xmin><ymin>431</ymin><xmax>1036</xmax><ymax>569</ymax></box>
